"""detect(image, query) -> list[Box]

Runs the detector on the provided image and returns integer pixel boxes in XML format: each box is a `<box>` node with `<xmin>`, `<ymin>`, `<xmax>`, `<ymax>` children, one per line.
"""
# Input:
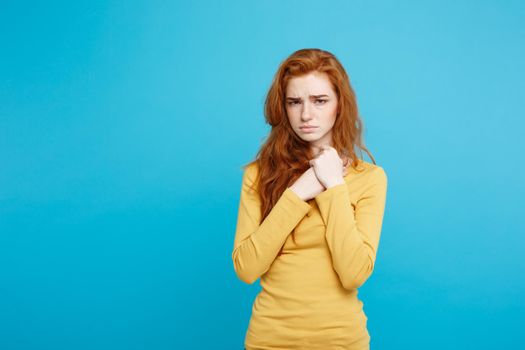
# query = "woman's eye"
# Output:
<box><xmin>287</xmin><ymin>99</ymin><xmax>327</xmax><ymax>106</ymax></box>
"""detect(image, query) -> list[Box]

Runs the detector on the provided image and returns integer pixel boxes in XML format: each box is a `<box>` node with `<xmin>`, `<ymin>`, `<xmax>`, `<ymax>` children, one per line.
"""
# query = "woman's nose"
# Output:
<box><xmin>301</xmin><ymin>102</ymin><xmax>313</xmax><ymax>121</ymax></box>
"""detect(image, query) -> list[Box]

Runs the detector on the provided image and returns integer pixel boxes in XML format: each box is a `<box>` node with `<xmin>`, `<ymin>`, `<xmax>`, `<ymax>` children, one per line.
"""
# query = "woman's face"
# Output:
<box><xmin>285</xmin><ymin>71</ymin><xmax>338</xmax><ymax>154</ymax></box>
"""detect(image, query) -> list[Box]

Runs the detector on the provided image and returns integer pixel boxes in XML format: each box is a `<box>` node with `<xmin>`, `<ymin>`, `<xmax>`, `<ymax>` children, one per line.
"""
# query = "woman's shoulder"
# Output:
<box><xmin>243</xmin><ymin>160</ymin><xmax>259</xmax><ymax>172</ymax></box>
<box><xmin>241</xmin><ymin>160</ymin><xmax>260</xmax><ymax>183</ymax></box>
<box><xmin>345</xmin><ymin>158</ymin><xmax>387</xmax><ymax>183</ymax></box>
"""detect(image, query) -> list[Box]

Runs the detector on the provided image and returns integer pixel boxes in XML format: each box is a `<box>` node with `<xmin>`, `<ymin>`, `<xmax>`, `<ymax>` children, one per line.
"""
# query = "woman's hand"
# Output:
<box><xmin>309</xmin><ymin>145</ymin><xmax>346</xmax><ymax>189</ymax></box>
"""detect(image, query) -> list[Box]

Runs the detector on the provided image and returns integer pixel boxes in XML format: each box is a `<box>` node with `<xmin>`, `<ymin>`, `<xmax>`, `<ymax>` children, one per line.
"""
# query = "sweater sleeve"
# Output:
<box><xmin>314</xmin><ymin>166</ymin><xmax>388</xmax><ymax>290</ymax></box>
<box><xmin>232</xmin><ymin>164</ymin><xmax>312</xmax><ymax>284</ymax></box>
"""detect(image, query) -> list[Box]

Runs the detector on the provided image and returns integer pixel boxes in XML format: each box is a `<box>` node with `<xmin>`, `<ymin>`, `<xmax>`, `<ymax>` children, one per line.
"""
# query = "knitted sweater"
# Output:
<box><xmin>232</xmin><ymin>159</ymin><xmax>388</xmax><ymax>349</ymax></box>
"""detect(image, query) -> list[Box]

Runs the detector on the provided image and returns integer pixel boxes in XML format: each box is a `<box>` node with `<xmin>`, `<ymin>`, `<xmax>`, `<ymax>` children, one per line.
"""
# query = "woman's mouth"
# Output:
<box><xmin>300</xmin><ymin>126</ymin><xmax>318</xmax><ymax>133</ymax></box>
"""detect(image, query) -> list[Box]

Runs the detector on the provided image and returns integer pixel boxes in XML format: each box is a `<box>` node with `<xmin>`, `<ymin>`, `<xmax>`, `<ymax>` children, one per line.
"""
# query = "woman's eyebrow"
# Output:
<box><xmin>286</xmin><ymin>94</ymin><xmax>329</xmax><ymax>100</ymax></box>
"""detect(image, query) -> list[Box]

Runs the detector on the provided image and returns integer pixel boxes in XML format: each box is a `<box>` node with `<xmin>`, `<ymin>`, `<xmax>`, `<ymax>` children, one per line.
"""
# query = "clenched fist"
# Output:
<box><xmin>309</xmin><ymin>145</ymin><xmax>346</xmax><ymax>189</ymax></box>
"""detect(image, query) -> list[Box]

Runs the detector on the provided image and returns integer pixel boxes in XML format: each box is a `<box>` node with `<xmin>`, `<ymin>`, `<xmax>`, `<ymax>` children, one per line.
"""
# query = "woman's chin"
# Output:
<box><xmin>300</xmin><ymin>134</ymin><xmax>321</xmax><ymax>142</ymax></box>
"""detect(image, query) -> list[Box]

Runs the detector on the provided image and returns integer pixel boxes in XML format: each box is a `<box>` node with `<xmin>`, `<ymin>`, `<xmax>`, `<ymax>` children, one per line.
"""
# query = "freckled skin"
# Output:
<box><xmin>285</xmin><ymin>71</ymin><xmax>338</xmax><ymax>156</ymax></box>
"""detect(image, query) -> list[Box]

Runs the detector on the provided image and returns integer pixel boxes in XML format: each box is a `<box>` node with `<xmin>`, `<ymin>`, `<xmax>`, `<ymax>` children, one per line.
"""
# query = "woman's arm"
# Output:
<box><xmin>232</xmin><ymin>164</ymin><xmax>311</xmax><ymax>284</ymax></box>
<box><xmin>315</xmin><ymin>166</ymin><xmax>388</xmax><ymax>290</ymax></box>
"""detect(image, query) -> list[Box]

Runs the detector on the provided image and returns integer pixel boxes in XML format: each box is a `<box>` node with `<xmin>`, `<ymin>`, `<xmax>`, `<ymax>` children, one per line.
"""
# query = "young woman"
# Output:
<box><xmin>232</xmin><ymin>48</ymin><xmax>388</xmax><ymax>350</ymax></box>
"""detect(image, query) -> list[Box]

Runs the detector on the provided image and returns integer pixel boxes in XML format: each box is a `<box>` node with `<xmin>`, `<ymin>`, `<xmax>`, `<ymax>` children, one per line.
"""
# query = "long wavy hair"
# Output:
<box><xmin>242</xmin><ymin>48</ymin><xmax>376</xmax><ymax>245</ymax></box>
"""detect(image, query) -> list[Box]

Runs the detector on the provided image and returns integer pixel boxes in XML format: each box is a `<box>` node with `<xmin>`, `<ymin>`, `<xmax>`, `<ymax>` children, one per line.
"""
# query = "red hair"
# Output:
<box><xmin>242</xmin><ymin>48</ymin><xmax>376</xmax><ymax>244</ymax></box>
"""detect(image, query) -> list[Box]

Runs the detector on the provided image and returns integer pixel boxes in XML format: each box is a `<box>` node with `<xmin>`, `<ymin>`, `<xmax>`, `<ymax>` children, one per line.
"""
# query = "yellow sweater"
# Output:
<box><xmin>232</xmin><ymin>159</ymin><xmax>388</xmax><ymax>350</ymax></box>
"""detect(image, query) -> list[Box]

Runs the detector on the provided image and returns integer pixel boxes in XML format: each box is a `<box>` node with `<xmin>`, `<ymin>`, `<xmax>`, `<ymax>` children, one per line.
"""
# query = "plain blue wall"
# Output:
<box><xmin>1</xmin><ymin>1</ymin><xmax>524</xmax><ymax>349</ymax></box>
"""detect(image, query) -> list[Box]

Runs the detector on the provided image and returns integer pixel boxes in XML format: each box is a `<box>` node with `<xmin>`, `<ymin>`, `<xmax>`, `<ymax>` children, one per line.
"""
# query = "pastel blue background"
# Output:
<box><xmin>1</xmin><ymin>1</ymin><xmax>524</xmax><ymax>349</ymax></box>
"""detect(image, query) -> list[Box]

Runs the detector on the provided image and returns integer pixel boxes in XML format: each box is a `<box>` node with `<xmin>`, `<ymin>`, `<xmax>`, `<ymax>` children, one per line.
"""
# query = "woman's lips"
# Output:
<box><xmin>300</xmin><ymin>126</ymin><xmax>318</xmax><ymax>133</ymax></box>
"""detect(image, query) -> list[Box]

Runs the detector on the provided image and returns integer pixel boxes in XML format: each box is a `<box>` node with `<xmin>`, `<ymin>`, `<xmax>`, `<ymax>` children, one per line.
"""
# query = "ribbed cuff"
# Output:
<box><xmin>315</xmin><ymin>183</ymin><xmax>347</xmax><ymax>202</ymax></box>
